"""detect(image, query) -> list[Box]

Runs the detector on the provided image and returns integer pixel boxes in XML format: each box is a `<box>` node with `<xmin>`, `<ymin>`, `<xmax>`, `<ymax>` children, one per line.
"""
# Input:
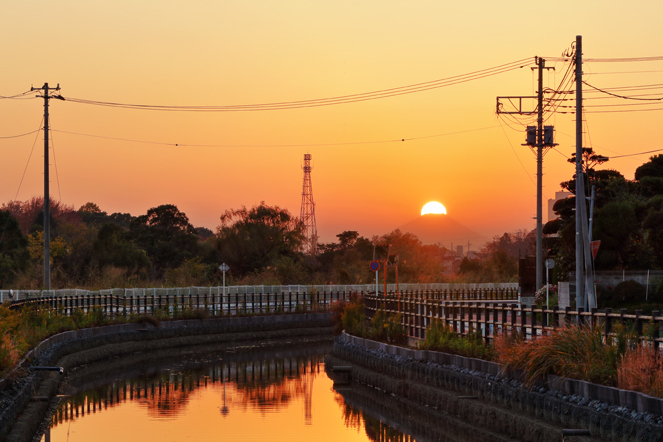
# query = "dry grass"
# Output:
<box><xmin>617</xmin><ymin>345</ymin><xmax>663</xmax><ymax>398</ymax></box>
<box><xmin>495</xmin><ymin>324</ymin><xmax>620</xmax><ymax>386</ymax></box>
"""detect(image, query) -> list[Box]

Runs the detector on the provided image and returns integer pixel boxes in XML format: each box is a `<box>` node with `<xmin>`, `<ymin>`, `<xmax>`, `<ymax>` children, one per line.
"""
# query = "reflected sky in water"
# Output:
<box><xmin>43</xmin><ymin>352</ymin><xmax>414</xmax><ymax>442</ymax></box>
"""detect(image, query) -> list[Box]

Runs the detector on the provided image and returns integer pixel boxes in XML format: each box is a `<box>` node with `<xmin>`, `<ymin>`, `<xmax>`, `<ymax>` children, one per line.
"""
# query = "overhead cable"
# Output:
<box><xmin>63</xmin><ymin>58</ymin><xmax>534</xmax><ymax>112</ymax></box>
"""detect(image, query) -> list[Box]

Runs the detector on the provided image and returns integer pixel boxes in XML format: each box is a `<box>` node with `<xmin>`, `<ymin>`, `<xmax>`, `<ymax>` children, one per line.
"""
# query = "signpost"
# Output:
<box><xmin>545</xmin><ymin>258</ymin><xmax>555</xmax><ymax>310</ymax></box>
<box><xmin>219</xmin><ymin>263</ymin><xmax>229</xmax><ymax>297</ymax></box>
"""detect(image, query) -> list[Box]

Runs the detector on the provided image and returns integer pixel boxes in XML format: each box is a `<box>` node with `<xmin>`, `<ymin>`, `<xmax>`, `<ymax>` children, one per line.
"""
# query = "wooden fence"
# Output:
<box><xmin>366</xmin><ymin>293</ymin><xmax>663</xmax><ymax>350</ymax></box>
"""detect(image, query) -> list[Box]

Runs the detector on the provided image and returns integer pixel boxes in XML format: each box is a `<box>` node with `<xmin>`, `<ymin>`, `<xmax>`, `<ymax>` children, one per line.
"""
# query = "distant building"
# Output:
<box><xmin>547</xmin><ymin>191</ymin><xmax>571</xmax><ymax>222</ymax></box>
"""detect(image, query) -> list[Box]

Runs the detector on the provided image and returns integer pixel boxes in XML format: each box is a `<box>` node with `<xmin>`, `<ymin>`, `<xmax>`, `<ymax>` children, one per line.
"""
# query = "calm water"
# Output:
<box><xmin>39</xmin><ymin>344</ymin><xmax>415</xmax><ymax>442</ymax></box>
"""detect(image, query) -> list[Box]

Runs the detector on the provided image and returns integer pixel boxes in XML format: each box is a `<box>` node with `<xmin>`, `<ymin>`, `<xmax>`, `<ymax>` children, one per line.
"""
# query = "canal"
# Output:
<box><xmin>38</xmin><ymin>342</ymin><xmax>422</xmax><ymax>442</ymax></box>
<box><xmin>36</xmin><ymin>341</ymin><xmax>536</xmax><ymax>442</ymax></box>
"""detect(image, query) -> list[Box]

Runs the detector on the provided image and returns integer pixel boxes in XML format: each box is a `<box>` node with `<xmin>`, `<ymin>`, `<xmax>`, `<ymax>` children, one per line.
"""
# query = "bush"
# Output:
<box><xmin>369</xmin><ymin>310</ymin><xmax>405</xmax><ymax>344</ymax></box>
<box><xmin>341</xmin><ymin>303</ymin><xmax>366</xmax><ymax>337</ymax></box>
<box><xmin>331</xmin><ymin>292</ymin><xmax>364</xmax><ymax>335</ymax></box>
<box><xmin>495</xmin><ymin>324</ymin><xmax>621</xmax><ymax>386</ymax></box>
<box><xmin>617</xmin><ymin>344</ymin><xmax>663</xmax><ymax>398</ymax></box>
<box><xmin>610</xmin><ymin>280</ymin><xmax>646</xmax><ymax>306</ymax></box>
<box><xmin>421</xmin><ymin>320</ymin><xmax>494</xmax><ymax>360</ymax></box>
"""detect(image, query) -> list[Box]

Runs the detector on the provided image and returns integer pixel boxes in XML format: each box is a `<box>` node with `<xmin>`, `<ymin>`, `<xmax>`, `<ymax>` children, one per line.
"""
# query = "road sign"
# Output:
<box><xmin>219</xmin><ymin>263</ymin><xmax>230</xmax><ymax>272</ymax></box>
<box><xmin>590</xmin><ymin>240</ymin><xmax>601</xmax><ymax>260</ymax></box>
<box><xmin>545</xmin><ymin>258</ymin><xmax>555</xmax><ymax>269</ymax></box>
<box><xmin>369</xmin><ymin>261</ymin><xmax>379</xmax><ymax>272</ymax></box>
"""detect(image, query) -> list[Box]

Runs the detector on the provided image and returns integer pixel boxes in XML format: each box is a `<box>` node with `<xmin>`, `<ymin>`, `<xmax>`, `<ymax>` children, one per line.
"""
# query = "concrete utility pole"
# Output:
<box><xmin>30</xmin><ymin>83</ymin><xmax>63</xmax><ymax>291</ymax></box>
<box><xmin>535</xmin><ymin>57</ymin><xmax>545</xmax><ymax>293</ymax></box>
<box><xmin>497</xmin><ymin>58</ymin><xmax>554</xmax><ymax>295</ymax></box>
<box><xmin>574</xmin><ymin>37</ymin><xmax>585</xmax><ymax>310</ymax></box>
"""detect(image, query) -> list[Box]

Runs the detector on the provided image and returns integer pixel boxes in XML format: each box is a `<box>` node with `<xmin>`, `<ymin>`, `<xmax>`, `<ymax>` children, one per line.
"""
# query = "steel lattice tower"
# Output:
<box><xmin>300</xmin><ymin>154</ymin><xmax>318</xmax><ymax>255</ymax></box>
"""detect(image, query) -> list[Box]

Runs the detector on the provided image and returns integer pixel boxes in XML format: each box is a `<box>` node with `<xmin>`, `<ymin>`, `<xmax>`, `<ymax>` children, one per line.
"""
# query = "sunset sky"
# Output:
<box><xmin>2</xmin><ymin>1</ymin><xmax>662</xmax><ymax>244</ymax></box>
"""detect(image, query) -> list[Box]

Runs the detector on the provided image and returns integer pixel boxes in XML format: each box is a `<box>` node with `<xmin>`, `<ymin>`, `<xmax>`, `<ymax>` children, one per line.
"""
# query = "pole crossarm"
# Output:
<box><xmin>496</xmin><ymin>96</ymin><xmax>537</xmax><ymax>114</ymax></box>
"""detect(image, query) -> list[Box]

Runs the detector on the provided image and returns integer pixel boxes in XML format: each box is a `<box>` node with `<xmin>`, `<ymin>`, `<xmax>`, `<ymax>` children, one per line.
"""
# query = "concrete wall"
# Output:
<box><xmin>0</xmin><ymin>313</ymin><xmax>333</xmax><ymax>442</ymax></box>
<box><xmin>332</xmin><ymin>333</ymin><xmax>663</xmax><ymax>442</ymax></box>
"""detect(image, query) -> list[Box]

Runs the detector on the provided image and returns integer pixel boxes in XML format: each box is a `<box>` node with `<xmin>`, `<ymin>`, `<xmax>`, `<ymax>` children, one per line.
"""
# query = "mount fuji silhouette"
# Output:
<box><xmin>398</xmin><ymin>214</ymin><xmax>488</xmax><ymax>249</ymax></box>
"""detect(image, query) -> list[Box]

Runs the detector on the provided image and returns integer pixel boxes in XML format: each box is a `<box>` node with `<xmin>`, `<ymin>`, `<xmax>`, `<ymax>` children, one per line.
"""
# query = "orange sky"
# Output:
<box><xmin>2</xmin><ymin>1</ymin><xmax>663</xmax><ymax>244</ymax></box>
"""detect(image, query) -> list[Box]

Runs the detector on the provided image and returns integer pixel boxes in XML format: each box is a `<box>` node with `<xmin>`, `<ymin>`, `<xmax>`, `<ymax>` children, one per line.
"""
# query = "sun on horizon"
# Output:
<box><xmin>421</xmin><ymin>201</ymin><xmax>447</xmax><ymax>216</ymax></box>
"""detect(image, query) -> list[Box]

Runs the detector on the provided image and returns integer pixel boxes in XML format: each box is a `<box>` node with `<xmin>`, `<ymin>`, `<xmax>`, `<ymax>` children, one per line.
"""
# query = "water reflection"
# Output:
<box><xmin>51</xmin><ymin>355</ymin><xmax>324</xmax><ymax>425</ymax></box>
<box><xmin>42</xmin><ymin>345</ymin><xmax>415</xmax><ymax>442</ymax></box>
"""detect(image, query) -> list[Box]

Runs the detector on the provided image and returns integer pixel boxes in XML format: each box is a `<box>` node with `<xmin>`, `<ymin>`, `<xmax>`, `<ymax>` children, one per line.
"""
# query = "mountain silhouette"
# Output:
<box><xmin>398</xmin><ymin>214</ymin><xmax>488</xmax><ymax>249</ymax></box>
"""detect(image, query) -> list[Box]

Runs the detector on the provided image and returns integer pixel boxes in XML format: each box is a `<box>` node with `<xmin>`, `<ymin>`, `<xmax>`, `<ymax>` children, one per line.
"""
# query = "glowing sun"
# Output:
<box><xmin>421</xmin><ymin>201</ymin><xmax>447</xmax><ymax>216</ymax></box>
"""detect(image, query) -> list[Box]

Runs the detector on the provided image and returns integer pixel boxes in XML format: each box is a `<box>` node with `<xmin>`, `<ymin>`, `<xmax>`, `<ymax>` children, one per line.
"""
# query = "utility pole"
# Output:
<box><xmin>573</xmin><ymin>35</ymin><xmax>596</xmax><ymax>310</ymax></box>
<box><xmin>535</xmin><ymin>57</ymin><xmax>545</xmax><ymax>293</ymax></box>
<box><xmin>31</xmin><ymin>83</ymin><xmax>64</xmax><ymax>291</ymax></box>
<box><xmin>497</xmin><ymin>57</ymin><xmax>554</xmax><ymax>295</ymax></box>
<box><xmin>574</xmin><ymin>37</ymin><xmax>585</xmax><ymax>310</ymax></box>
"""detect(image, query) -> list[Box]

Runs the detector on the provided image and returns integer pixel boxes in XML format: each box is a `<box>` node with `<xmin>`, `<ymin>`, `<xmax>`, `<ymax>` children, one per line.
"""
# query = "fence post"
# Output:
<box><xmin>519</xmin><ymin>305</ymin><xmax>526</xmax><ymax>339</ymax></box>
<box><xmin>651</xmin><ymin>310</ymin><xmax>660</xmax><ymax>353</ymax></box>
<box><xmin>604</xmin><ymin>308</ymin><xmax>612</xmax><ymax>342</ymax></box>
<box><xmin>564</xmin><ymin>306</ymin><xmax>572</xmax><ymax>327</ymax></box>
<box><xmin>635</xmin><ymin>310</ymin><xmax>643</xmax><ymax>339</ymax></box>
<box><xmin>510</xmin><ymin>305</ymin><xmax>517</xmax><ymax>336</ymax></box>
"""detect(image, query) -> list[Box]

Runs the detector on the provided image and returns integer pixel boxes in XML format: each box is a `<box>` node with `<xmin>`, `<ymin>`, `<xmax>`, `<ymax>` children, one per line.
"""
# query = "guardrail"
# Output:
<box><xmin>4</xmin><ymin>284</ymin><xmax>520</xmax><ymax>320</ymax></box>
<box><xmin>0</xmin><ymin>283</ymin><xmax>518</xmax><ymax>303</ymax></box>
<box><xmin>365</xmin><ymin>293</ymin><xmax>663</xmax><ymax>350</ymax></box>
<box><xmin>8</xmin><ymin>288</ymin><xmax>351</xmax><ymax>317</ymax></box>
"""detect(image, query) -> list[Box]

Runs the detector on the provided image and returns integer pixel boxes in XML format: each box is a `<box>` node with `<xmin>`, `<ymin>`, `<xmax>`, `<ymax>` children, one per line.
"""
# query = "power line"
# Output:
<box><xmin>496</xmin><ymin>117</ymin><xmax>536</xmax><ymax>187</ymax></box>
<box><xmin>586</xmin><ymin>70</ymin><xmax>663</xmax><ymax>75</ymax></box>
<box><xmin>0</xmin><ymin>129</ymin><xmax>41</xmax><ymax>139</ymax></box>
<box><xmin>0</xmin><ymin>90</ymin><xmax>34</xmax><ymax>100</ymax></box>
<box><xmin>63</xmin><ymin>58</ymin><xmax>534</xmax><ymax>112</ymax></box>
<box><xmin>49</xmin><ymin>124</ymin><xmax>63</xmax><ymax>202</ymax></box>
<box><xmin>609</xmin><ymin>148</ymin><xmax>663</xmax><ymax>159</ymax></box>
<box><xmin>0</xmin><ymin>118</ymin><xmax>43</xmax><ymax>246</ymax></box>
<box><xmin>52</xmin><ymin>125</ymin><xmax>500</xmax><ymax>148</ymax></box>
<box><xmin>583</xmin><ymin>81</ymin><xmax>663</xmax><ymax>101</ymax></box>
<box><xmin>544</xmin><ymin>56</ymin><xmax>663</xmax><ymax>63</ymax></box>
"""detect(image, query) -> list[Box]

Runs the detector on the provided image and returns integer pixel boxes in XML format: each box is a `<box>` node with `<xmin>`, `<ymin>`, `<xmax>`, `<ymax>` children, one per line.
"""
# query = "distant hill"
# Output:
<box><xmin>398</xmin><ymin>214</ymin><xmax>488</xmax><ymax>249</ymax></box>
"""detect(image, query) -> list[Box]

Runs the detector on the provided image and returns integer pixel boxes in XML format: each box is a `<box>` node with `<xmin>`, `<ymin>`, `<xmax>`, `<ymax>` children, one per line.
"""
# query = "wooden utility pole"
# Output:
<box><xmin>30</xmin><ymin>83</ymin><xmax>64</xmax><ymax>291</ymax></box>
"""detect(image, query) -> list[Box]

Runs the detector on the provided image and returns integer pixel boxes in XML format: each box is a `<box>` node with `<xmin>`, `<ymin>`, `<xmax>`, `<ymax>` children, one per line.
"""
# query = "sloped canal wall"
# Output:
<box><xmin>0</xmin><ymin>313</ymin><xmax>333</xmax><ymax>442</ymax></box>
<box><xmin>327</xmin><ymin>333</ymin><xmax>663</xmax><ymax>442</ymax></box>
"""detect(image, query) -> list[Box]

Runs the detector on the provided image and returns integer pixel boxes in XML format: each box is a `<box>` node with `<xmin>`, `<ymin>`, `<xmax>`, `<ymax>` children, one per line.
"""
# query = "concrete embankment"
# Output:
<box><xmin>0</xmin><ymin>313</ymin><xmax>332</xmax><ymax>442</ymax></box>
<box><xmin>327</xmin><ymin>333</ymin><xmax>663</xmax><ymax>442</ymax></box>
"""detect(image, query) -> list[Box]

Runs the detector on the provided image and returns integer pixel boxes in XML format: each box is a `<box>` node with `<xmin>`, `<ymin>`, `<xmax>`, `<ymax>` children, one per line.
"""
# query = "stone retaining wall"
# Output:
<box><xmin>0</xmin><ymin>313</ymin><xmax>332</xmax><ymax>442</ymax></box>
<box><xmin>332</xmin><ymin>333</ymin><xmax>663</xmax><ymax>442</ymax></box>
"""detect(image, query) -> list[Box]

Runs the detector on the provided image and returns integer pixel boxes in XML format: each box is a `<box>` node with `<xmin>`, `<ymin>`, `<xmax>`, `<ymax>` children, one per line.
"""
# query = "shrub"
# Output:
<box><xmin>617</xmin><ymin>344</ymin><xmax>663</xmax><ymax>398</ymax></box>
<box><xmin>331</xmin><ymin>292</ymin><xmax>364</xmax><ymax>335</ymax></box>
<box><xmin>0</xmin><ymin>333</ymin><xmax>20</xmax><ymax>373</ymax></box>
<box><xmin>369</xmin><ymin>310</ymin><xmax>405</xmax><ymax>344</ymax></box>
<box><xmin>610</xmin><ymin>280</ymin><xmax>646</xmax><ymax>306</ymax></box>
<box><xmin>421</xmin><ymin>320</ymin><xmax>494</xmax><ymax>360</ymax></box>
<box><xmin>495</xmin><ymin>324</ymin><xmax>621</xmax><ymax>386</ymax></box>
<box><xmin>341</xmin><ymin>303</ymin><xmax>366</xmax><ymax>337</ymax></box>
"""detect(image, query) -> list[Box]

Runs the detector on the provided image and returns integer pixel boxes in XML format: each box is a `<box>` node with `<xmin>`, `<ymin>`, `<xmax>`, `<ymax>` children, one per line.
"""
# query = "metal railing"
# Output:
<box><xmin>7</xmin><ymin>287</ymin><xmax>351</xmax><ymax>318</ymax></box>
<box><xmin>0</xmin><ymin>282</ymin><xmax>518</xmax><ymax>303</ymax></box>
<box><xmin>365</xmin><ymin>293</ymin><xmax>663</xmax><ymax>350</ymax></box>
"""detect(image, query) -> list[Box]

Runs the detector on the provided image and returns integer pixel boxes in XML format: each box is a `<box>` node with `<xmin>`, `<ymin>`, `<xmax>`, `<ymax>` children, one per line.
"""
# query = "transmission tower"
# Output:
<box><xmin>300</xmin><ymin>154</ymin><xmax>318</xmax><ymax>255</ymax></box>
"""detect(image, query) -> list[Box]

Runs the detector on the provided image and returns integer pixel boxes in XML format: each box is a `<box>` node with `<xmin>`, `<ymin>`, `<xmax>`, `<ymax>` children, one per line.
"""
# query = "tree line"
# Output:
<box><xmin>544</xmin><ymin>152</ymin><xmax>663</xmax><ymax>274</ymax></box>
<box><xmin>0</xmin><ymin>196</ymin><xmax>530</xmax><ymax>290</ymax></box>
